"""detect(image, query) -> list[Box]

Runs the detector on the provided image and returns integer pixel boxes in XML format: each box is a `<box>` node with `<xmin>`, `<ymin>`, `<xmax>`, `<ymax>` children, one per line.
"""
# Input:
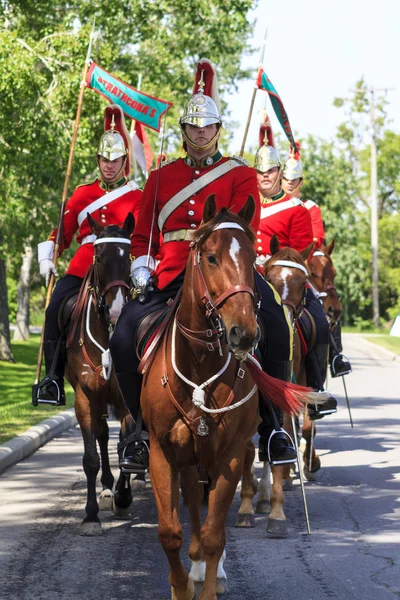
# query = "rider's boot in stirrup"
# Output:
<box><xmin>307</xmin><ymin>343</ymin><xmax>337</xmax><ymax>420</ymax></box>
<box><xmin>329</xmin><ymin>322</ymin><xmax>352</xmax><ymax>377</ymax></box>
<box><xmin>32</xmin><ymin>340</ymin><xmax>66</xmax><ymax>406</ymax></box>
<box><xmin>330</xmin><ymin>353</ymin><xmax>352</xmax><ymax>378</ymax></box>
<box><xmin>258</xmin><ymin>360</ymin><xmax>297</xmax><ymax>465</ymax></box>
<box><xmin>116</xmin><ymin>371</ymin><xmax>149</xmax><ymax>474</ymax></box>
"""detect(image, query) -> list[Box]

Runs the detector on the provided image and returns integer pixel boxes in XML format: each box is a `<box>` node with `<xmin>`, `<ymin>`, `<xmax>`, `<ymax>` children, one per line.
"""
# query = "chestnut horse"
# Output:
<box><xmin>308</xmin><ymin>240</ymin><xmax>342</xmax><ymax>329</ymax></box>
<box><xmin>236</xmin><ymin>237</ymin><xmax>316</xmax><ymax>537</ymax></box>
<box><xmin>66</xmin><ymin>214</ymin><xmax>137</xmax><ymax>535</ymax></box>
<box><xmin>140</xmin><ymin>197</ymin><xmax>320</xmax><ymax>600</ymax></box>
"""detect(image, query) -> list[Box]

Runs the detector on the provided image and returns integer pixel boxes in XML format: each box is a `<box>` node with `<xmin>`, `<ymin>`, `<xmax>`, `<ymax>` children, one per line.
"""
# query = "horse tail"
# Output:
<box><xmin>245</xmin><ymin>359</ymin><xmax>330</xmax><ymax>415</ymax></box>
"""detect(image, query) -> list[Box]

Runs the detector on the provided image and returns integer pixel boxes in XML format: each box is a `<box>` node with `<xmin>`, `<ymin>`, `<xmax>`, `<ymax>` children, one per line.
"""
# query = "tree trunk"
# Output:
<box><xmin>0</xmin><ymin>255</ymin><xmax>15</xmax><ymax>362</ymax></box>
<box><xmin>13</xmin><ymin>245</ymin><xmax>33</xmax><ymax>341</ymax></box>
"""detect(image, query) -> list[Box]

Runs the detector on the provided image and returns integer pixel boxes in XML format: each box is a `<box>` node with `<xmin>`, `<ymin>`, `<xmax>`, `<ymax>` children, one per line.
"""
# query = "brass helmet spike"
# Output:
<box><xmin>197</xmin><ymin>70</ymin><xmax>205</xmax><ymax>93</ymax></box>
<box><xmin>110</xmin><ymin>114</ymin><xmax>116</xmax><ymax>131</ymax></box>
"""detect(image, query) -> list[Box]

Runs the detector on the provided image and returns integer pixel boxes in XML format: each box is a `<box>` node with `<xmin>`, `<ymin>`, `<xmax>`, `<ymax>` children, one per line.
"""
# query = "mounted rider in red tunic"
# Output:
<box><xmin>34</xmin><ymin>105</ymin><xmax>142</xmax><ymax>405</ymax></box>
<box><xmin>282</xmin><ymin>145</ymin><xmax>352</xmax><ymax>378</ymax></box>
<box><xmin>109</xmin><ymin>59</ymin><xmax>298</xmax><ymax>474</ymax></box>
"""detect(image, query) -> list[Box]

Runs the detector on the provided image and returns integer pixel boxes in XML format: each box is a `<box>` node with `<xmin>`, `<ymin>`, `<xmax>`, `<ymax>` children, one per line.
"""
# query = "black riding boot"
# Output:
<box><xmin>258</xmin><ymin>360</ymin><xmax>297</xmax><ymax>464</ymax></box>
<box><xmin>32</xmin><ymin>339</ymin><xmax>66</xmax><ymax>406</ymax></box>
<box><xmin>307</xmin><ymin>343</ymin><xmax>337</xmax><ymax>420</ymax></box>
<box><xmin>116</xmin><ymin>371</ymin><xmax>149</xmax><ymax>474</ymax></box>
<box><xmin>329</xmin><ymin>322</ymin><xmax>352</xmax><ymax>377</ymax></box>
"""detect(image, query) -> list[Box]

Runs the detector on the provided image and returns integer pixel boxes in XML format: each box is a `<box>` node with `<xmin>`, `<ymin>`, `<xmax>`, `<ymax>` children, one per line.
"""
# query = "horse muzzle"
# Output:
<box><xmin>227</xmin><ymin>324</ymin><xmax>261</xmax><ymax>360</ymax></box>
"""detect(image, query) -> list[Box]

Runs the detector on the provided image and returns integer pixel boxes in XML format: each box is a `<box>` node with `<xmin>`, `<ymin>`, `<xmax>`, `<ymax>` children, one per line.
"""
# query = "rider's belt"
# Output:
<box><xmin>81</xmin><ymin>234</ymin><xmax>97</xmax><ymax>245</ymax></box>
<box><xmin>163</xmin><ymin>229</ymin><xmax>194</xmax><ymax>243</ymax></box>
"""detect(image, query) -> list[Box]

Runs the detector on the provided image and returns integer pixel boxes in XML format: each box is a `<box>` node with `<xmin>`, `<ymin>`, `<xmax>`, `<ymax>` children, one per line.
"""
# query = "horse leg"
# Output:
<box><xmin>97</xmin><ymin>416</ymin><xmax>115</xmax><ymax>511</ymax></box>
<box><xmin>236</xmin><ymin>439</ymin><xmax>256</xmax><ymax>527</ymax></box>
<box><xmin>199</xmin><ymin>447</ymin><xmax>245</xmax><ymax>600</ymax></box>
<box><xmin>75</xmin><ymin>388</ymin><xmax>102</xmax><ymax>536</ymax></box>
<box><xmin>180</xmin><ymin>466</ymin><xmax>205</xmax><ymax>594</ymax></box>
<box><xmin>267</xmin><ymin>465</ymin><xmax>288</xmax><ymax>537</ymax></box>
<box><xmin>112</xmin><ymin>471</ymin><xmax>133</xmax><ymax>518</ymax></box>
<box><xmin>255</xmin><ymin>461</ymin><xmax>271</xmax><ymax>514</ymax></box>
<box><xmin>302</xmin><ymin>412</ymin><xmax>321</xmax><ymax>481</ymax></box>
<box><xmin>150</xmin><ymin>439</ymin><xmax>194</xmax><ymax>600</ymax></box>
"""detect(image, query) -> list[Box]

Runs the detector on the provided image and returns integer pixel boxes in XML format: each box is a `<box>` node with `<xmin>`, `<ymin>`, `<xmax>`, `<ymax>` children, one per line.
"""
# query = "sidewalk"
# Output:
<box><xmin>0</xmin><ymin>408</ymin><xmax>77</xmax><ymax>475</ymax></box>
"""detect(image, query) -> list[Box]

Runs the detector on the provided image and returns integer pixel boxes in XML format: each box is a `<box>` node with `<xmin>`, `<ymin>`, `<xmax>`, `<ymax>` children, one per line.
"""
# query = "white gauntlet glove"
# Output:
<box><xmin>130</xmin><ymin>257</ymin><xmax>156</xmax><ymax>303</ymax></box>
<box><xmin>38</xmin><ymin>240</ymin><xmax>58</xmax><ymax>287</ymax></box>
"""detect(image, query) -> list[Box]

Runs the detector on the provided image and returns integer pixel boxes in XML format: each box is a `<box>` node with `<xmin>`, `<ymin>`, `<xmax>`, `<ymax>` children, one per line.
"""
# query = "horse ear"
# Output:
<box><xmin>238</xmin><ymin>195</ymin><xmax>255</xmax><ymax>225</ymax></box>
<box><xmin>87</xmin><ymin>213</ymin><xmax>102</xmax><ymax>235</ymax></box>
<box><xmin>123</xmin><ymin>212</ymin><xmax>135</xmax><ymax>236</ymax></box>
<box><xmin>270</xmin><ymin>234</ymin><xmax>280</xmax><ymax>256</ymax></box>
<box><xmin>325</xmin><ymin>239</ymin><xmax>336</xmax><ymax>255</ymax></box>
<box><xmin>300</xmin><ymin>241</ymin><xmax>315</xmax><ymax>261</ymax></box>
<box><xmin>202</xmin><ymin>194</ymin><xmax>217</xmax><ymax>223</ymax></box>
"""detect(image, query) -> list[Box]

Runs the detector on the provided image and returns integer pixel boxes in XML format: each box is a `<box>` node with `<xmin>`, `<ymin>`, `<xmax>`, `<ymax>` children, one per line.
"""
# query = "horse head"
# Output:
<box><xmin>308</xmin><ymin>240</ymin><xmax>342</xmax><ymax>327</ymax></box>
<box><xmin>264</xmin><ymin>235</ymin><xmax>313</xmax><ymax>325</ymax></box>
<box><xmin>186</xmin><ymin>194</ymin><xmax>260</xmax><ymax>360</ymax></box>
<box><xmin>88</xmin><ymin>212</ymin><xmax>134</xmax><ymax>325</ymax></box>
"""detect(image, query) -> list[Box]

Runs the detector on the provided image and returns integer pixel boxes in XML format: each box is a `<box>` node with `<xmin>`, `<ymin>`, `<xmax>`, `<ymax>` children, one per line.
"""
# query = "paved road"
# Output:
<box><xmin>0</xmin><ymin>334</ymin><xmax>399</xmax><ymax>600</ymax></box>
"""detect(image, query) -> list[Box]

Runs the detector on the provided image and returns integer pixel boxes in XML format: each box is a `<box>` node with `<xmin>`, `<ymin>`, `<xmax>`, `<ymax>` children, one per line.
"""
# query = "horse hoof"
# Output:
<box><xmin>79</xmin><ymin>521</ymin><xmax>102</xmax><ymax>536</ymax></box>
<box><xmin>303</xmin><ymin>465</ymin><xmax>318</xmax><ymax>481</ymax></box>
<box><xmin>98</xmin><ymin>488</ymin><xmax>114</xmax><ymax>511</ymax></box>
<box><xmin>255</xmin><ymin>500</ymin><xmax>270</xmax><ymax>514</ymax></box>
<box><xmin>112</xmin><ymin>496</ymin><xmax>132</xmax><ymax>519</ymax></box>
<box><xmin>171</xmin><ymin>576</ymin><xmax>195</xmax><ymax>600</ymax></box>
<box><xmin>216</xmin><ymin>577</ymin><xmax>228</xmax><ymax>594</ymax></box>
<box><xmin>283</xmin><ymin>478</ymin><xmax>295</xmax><ymax>492</ymax></box>
<box><xmin>131</xmin><ymin>478</ymin><xmax>146</xmax><ymax>491</ymax></box>
<box><xmin>235</xmin><ymin>513</ymin><xmax>255</xmax><ymax>528</ymax></box>
<box><xmin>267</xmin><ymin>517</ymin><xmax>288</xmax><ymax>538</ymax></box>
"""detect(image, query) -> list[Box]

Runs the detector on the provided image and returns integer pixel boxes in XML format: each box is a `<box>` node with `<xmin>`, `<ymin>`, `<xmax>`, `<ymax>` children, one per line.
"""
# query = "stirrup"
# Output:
<box><xmin>331</xmin><ymin>354</ymin><xmax>352</xmax><ymax>378</ymax></box>
<box><xmin>118</xmin><ymin>439</ymin><xmax>149</xmax><ymax>474</ymax></box>
<box><xmin>267</xmin><ymin>429</ymin><xmax>297</xmax><ymax>466</ymax></box>
<box><xmin>32</xmin><ymin>376</ymin><xmax>66</xmax><ymax>407</ymax></box>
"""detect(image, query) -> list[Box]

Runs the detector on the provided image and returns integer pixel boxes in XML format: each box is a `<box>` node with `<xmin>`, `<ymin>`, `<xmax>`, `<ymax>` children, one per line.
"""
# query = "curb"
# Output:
<box><xmin>0</xmin><ymin>408</ymin><xmax>77</xmax><ymax>475</ymax></box>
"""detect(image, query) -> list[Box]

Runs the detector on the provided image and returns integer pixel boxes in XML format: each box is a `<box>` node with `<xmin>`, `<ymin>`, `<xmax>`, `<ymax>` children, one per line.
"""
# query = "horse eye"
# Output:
<box><xmin>207</xmin><ymin>254</ymin><xmax>217</xmax><ymax>266</ymax></box>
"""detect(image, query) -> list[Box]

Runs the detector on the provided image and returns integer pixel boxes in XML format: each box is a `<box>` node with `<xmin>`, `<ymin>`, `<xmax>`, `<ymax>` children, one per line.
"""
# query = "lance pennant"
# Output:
<box><xmin>86</xmin><ymin>62</ymin><xmax>172</xmax><ymax>132</ymax></box>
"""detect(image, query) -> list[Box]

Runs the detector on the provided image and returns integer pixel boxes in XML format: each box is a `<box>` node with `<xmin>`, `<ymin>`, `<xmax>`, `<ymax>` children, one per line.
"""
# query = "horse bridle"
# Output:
<box><xmin>309</xmin><ymin>251</ymin><xmax>337</xmax><ymax>300</ymax></box>
<box><xmin>268</xmin><ymin>259</ymin><xmax>308</xmax><ymax>326</ymax></box>
<box><xmin>176</xmin><ymin>222</ymin><xmax>261</xmax><ymax>354</ymax></box>
<box><xmin>91</xmin><ymin>236</ymin><xmax>131</xmax><ymax>314</ymax></box>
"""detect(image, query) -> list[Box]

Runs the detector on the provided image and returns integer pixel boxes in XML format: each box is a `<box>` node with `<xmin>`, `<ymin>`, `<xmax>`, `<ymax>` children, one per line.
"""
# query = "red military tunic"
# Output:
<box><xmin>256</xmin><ymin>190</ymin><xmax>313</xmax><ymax>257</ymax></box>
<box><xmin>132</xmin><ymin>151</ymin><xmax>260</xmax><ymax>290</ymax></box>
<box><xmin>48</xmin><ymin>177</ymin><xmax>142</xmax><ymax>278</ymax></box>
<box><xmin>302</xmin><ymin>199</ymin><xmax>325</xmax><ymax>248</ymax></box>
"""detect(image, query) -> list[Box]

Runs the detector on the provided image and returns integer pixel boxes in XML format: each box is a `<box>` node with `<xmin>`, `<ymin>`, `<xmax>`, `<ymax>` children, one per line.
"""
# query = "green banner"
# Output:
<box><xmin>86</xmin><ymin>62</ymin><xmax>172</xmax><ymax>132</ymax></box>
<box><xmin>257</xmin><ymin>68</ymin><xmax>296</xmax><ymax>150</ymax></box>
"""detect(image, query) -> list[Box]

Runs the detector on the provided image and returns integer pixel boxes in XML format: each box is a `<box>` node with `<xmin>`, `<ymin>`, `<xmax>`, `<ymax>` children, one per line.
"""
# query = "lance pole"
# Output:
<box><xmin>34</xmin><ymin>19</ymin><xmax>96</xmax><ymax>385</ymax></box>
<box><xmin>130</xmin><ymin>74</ymin><xmax>142</xmax><ymax>181</ymax></box>
<box><xmin>239</xmin><ymin>27</ymin><xmax>268</xmax><ymax>157</ymax></box>
<box><xmin>291</xmin><ymin>415</ymin><xmax>311</xmax><ymax>534</ymax></box>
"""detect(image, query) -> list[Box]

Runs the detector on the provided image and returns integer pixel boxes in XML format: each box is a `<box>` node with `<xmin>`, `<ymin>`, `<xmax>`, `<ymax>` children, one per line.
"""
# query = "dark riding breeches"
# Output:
<box><xmin>43</xmin><ymin>275</ymin><xmax>82</xmax><ymax>375</ymax></box>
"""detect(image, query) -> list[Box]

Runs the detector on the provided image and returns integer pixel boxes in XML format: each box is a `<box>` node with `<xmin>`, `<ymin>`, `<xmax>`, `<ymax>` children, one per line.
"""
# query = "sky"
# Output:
<box><xmin>228</xmin><ymin>0</ymin><xmax>400</xmax><ymax>154</ymax></box>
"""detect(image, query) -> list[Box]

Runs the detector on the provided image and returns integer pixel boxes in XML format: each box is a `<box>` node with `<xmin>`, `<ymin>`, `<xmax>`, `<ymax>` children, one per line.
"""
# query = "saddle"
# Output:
<box><xmin>296</xmin><ymin>308</ymin><xmax>316</xmax><ymax>357</ymax></box>
<box><xmin>58</xmin><ymin>293</ymin><xmax>78</xmax><ymax>337</ymax></box>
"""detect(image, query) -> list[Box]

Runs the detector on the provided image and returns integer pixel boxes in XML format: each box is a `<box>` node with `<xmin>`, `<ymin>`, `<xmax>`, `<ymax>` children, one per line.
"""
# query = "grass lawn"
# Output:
<box><xmin>362</xmin><ymin>334</ymin><xmax>400</xmax><ymax>356</ymax></box>
<box><xmin>0</xmin><ymin>335</ymin><xmax>74</xmax><ymax>445</ymax></box>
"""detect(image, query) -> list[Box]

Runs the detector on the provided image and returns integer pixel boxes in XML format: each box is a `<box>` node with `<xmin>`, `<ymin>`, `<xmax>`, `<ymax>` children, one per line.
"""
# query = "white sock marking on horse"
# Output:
<box><xmin>109</xmin><ymin>288</ymin><xmax>124</xmax><ymax>323</ymax></box>
<box><xmin>280</xmin><ymin>267</ymin><xmax>291</xmax><ymax>301</ymax></box>
<box><xmin>217</xmin><ymin>549</ymin><xmax>227</xmax><ymax>580</ymax></box>
<box><xmin>189</xmin><ymin>560</ymin><xmax>206</xmax><ymax>582</ymax></box>
<box><xmin>229</xmin><ymin>237</ymin><xmax>241</xmax><ymax>271</ymax></box>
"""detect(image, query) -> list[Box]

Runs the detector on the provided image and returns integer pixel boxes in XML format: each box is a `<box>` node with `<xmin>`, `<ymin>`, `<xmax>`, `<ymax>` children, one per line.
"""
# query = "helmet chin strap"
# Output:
<box><xmin>181</xmin><ymin>128</ymin><xmax>221</xmax><ymax>152</ymax></box>
<box><xmin>285</xmin><ymin>178</ymin><xmax>303</xmax><ymax>195</ymax></box>
<box><xmin>97</xmin><ymin>155</ymin><xmax>127</xmax><ymax>184</ymax></box>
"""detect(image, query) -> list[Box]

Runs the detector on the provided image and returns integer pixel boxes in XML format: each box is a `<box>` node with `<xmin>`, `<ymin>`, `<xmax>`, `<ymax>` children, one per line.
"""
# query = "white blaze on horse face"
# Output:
<box><xmin>118</xmin><ymin>247</ymin><xmax>124</xmax><ymax>257</ymax></box>
<box><xmin>280</xmin><ymin>267</ymin><xmax>291</xmax><ymax>301</ymax></box>
<box><xmin>229</xmin><ymin>236</ymin><xmax>241</xmax><ymax>271</ymax></box>
<box><xmin>109</xmin><ymin>288</ymin><xmax>124</xmax><ymax>324</ymax></box>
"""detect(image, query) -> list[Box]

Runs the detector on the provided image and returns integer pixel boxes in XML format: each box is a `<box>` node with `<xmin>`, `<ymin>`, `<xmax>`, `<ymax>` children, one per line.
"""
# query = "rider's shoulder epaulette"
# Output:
<box><xmin>230</xmin><ymin>156</ymin><xmax>250</xmax><ymax>167</ymax></box>
<box><xmin>75</xmin><ymin>179</ymin><xmax>97</xmax><ymax>189</ymax></box>
<box><xmin>160</xmin><ymin>157</ymin><xmax>178</xmax><ymax>168</ymax></box>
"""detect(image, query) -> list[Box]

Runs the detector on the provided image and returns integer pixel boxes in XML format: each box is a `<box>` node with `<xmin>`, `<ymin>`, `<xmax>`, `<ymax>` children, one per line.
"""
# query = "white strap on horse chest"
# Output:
<box><xmin>77</xmin><ymin>181</ymin><xmax>138</xmax><ymax>227</ymax></box>
<box><xmin>157</xmin><ymin>160</ymin><xmax>241</xmax><ymax>232</ymax></box>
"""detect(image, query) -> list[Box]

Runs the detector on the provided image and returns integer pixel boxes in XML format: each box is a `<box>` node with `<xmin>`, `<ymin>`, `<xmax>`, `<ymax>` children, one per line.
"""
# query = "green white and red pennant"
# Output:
<box><xmin>86</xmin><ymin>62</ymin><xmax>172</xmax><ymax>132</ymax></box>
<box><xmin>256</xmin><ymin>67</ymin><xmax>297</xmax><ymax>150</ymax></box>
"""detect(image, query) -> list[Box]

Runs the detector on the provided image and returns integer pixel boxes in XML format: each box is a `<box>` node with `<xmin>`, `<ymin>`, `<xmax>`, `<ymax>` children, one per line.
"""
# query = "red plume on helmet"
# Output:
<box><xmin>259</xmin><ymin>109</ymin><xmax>275</xmax><ymax>149</ymax></box>
<box><xmin>290</xmin><ymin>140</ymin><xmax>301</xmax><ymax>161</ymax></box>
<box><xmin>192</xmin><ymin>58</ymin><xmax>221</xmax><ymax>113</ymax></box>
<box><xmin>104</xmin><ymin>104</ymin><xmax>132</xmax><ymax>177</ymax></box>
